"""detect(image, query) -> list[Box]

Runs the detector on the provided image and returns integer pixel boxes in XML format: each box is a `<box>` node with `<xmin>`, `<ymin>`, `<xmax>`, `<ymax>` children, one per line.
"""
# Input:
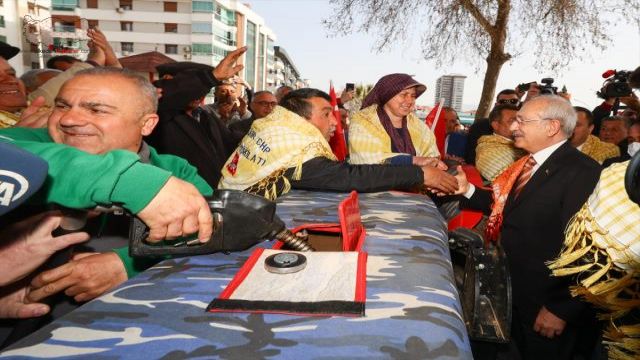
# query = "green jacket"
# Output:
<box><xmin>0</xmin><ymin>127</ymin><xmax>213</xmax><ymax>277</ymax></box>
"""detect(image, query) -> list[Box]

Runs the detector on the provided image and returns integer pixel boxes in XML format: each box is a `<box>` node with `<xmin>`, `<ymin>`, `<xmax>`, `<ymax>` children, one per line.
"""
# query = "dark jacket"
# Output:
<box><xmin>248</xmin><ymin>157</ymin><xmax>424</xmax><ymax>196</ymax></box>
<box><xmin>147</xmin><ymin>68</ymin><xmax>242</xmax><ymax>188</ymax></box>
<box><xmin>464</xmin><ymin>142</ymin><xmax>601</xmax><ymax>325</ymax></box>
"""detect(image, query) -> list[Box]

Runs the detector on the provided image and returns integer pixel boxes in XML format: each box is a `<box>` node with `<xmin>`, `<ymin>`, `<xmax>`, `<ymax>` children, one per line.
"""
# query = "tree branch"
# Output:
<box><xmin>459</xmin><ymin>0</ymin><xmax>494</xmax><ymax>34</ymax></box>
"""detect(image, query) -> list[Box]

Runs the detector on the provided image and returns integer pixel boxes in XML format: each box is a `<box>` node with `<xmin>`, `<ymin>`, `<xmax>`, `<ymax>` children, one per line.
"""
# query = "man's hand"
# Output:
<box><xmin>533</xmin><ymin>306</ymin><xmax>566</xmax><ymax>339</ymax></box>
<box><xmin>237</xmin><ymin>96</ymin><xmax>248</xmax><ymax>116</ymax></box>
<box><xmin>621</xmin><ymin>93</ymin><xmax>640</xmax><ymax>112</ymax></box>
<box><xmin>421</xmin><ymin>166</ymin><xmax>458</xmax><ymax>195</ymax></box>
<box><xmin>0</xmin><ymin>212</ymin><xmax>90</xmax><ymax>286</ymax></box>
<box><xmin>452</xmin><ymin>166</ymin><xmax>471</xmax><ymax>195</ymax></box>
<box><xmin>0</xmin><ymin>280</ymin><xmax>49</xmax><ymax>319</ymax></box>
<box><xmin>88</xmin><ymin>28</ymin><xmax>121</xmax><ymax>68</ymax></box>
<box><xmin>340</xmin><ymin>89</ymin><xmax>354</xmax><ymax>104</ymax></box>
<box><xmin>213</xmin><ymin>46</ymin><xmax>247</xmax><ymax>81</ymax></box>
<box><xmin>86</xmin><ymin>36</ymin><xmax>106</xmax><ymax>66</ymax></box>
<box><xmin>27</xmin><ymin>252</ymin><xmax>127</xmax><ymax>303</ymax></box>
<box><xmin>137</xmin><ymin>176</ymin><xmax>213</xmax><ymax>243</ymax></box>
<box><xmin>16</xmin><ymin>96</ymin><xmax>51</xmax><ymax>128</ymax></box>
<box><xmin>217</xmin><ymin>101</ymin><xmax>235</xmax><ymax>122</ymax></box>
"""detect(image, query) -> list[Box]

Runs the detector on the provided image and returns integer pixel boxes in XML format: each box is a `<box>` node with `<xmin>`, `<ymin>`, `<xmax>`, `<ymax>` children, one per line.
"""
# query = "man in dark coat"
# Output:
<box><xmin>455</xmin><ymin>95</ymin><xmax>601</xmax><ymax>359</ymax></box>
<box><xmin>146</xmin><ymin>48</ymin><xmax>246</xmax><ymax>188</ymax></box>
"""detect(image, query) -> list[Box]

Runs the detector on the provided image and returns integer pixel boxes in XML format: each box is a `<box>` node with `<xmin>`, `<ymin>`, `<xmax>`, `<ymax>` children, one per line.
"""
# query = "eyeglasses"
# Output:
<box><xmin>497</xmin><ymin>99</ymin><xmax>520</xmax><ymax>105</ymax></box>
<box><xmin>513</xmin><ymin>116</ymin><xmax>550</xmax><ymax>126</ymax></box>
<box><xmin>255</xmin><ymin>101</ymin><xmax>277</xmax><ymax>107</ymax></box>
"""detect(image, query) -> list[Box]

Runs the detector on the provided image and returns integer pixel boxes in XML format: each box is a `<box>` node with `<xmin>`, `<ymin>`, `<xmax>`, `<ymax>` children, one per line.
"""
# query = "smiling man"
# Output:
<box><xmin>454</xmin><ymin>95</ymin><xmax>602</xmax><ymax>359</ymax></box>
<box><xmin>219</xmin><ymin>88</ymin><xmax>459</xmax><ymax>200</ymax></box>
<box><xmin>0</xmin><ymin>53</ymin><xmax>28</xmax><ymax>128</ymax></box>
<box><xmin>0</xmin><ymin>68</ymin><xmax>220</xmax><ymax>346</ymax></box>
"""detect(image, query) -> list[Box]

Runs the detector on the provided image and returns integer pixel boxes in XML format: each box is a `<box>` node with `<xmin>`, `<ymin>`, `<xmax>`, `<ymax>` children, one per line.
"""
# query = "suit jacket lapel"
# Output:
<box><xmin>505</xmin><ymin>142</ymin><xmax>571</xmax><ymax>213</ymax></box>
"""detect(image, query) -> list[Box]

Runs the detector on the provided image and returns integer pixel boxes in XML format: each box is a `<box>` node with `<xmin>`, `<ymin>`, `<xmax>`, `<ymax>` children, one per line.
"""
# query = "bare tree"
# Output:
<box><xmin>324</xmin><ymin>0</ymin><xmax>639</xmax><ymax>119</ymax></box>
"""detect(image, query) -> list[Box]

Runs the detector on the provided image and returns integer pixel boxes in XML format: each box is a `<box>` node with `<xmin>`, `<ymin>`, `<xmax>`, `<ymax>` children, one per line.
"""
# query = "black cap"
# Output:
<box><xmin>0</xmin><ymin>41</ymin><xmax>20</xmax><ymax>60</ymax></box>
<box><xmin>156</xmin><ymin>61</ymin><xmax>213</xmax><ymax>77</ymax></box>
<box><xmin>0</xmin><ymin>142</ymin><xmax>48</xmax><ymax>216</ymax></box>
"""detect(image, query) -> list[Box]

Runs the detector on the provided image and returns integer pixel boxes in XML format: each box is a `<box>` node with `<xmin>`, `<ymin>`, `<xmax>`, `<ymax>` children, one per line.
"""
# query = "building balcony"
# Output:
<box><xmin>53</xmin><ymin>24</ymin><xmax>76</xmax><ymax>32</ymax></box>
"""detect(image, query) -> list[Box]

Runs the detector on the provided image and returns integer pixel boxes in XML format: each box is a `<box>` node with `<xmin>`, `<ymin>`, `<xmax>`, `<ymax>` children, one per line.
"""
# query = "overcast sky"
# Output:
<box><xmin>247</xmin><ymin>0</ymin><xmax>640</xmax><ymax>111</ymax></box>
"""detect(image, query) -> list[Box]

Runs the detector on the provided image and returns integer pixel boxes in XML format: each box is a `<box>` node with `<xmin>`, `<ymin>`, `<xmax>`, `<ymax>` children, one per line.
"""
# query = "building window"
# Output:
<box><xmin>51</xmin><ymin>0</ymin><xmax>77</xmax><ymax>11</ymax></box>
<box><xmin>163</xmin><ymin>1</ymin><xmax>176</xmax><ymax>12</ymax></box>
<box><xmin>215</xmin><ymin>4</ymin><xmax>236</xmax><ymax>26</ymax></box>
<box><xmin>0</xmin><ymin>16</ymin><xmax>4</xmax><ymax>28</ymax></box>
<box><xmin>120</xmin><ymin>21</ymin><xmax>132</xmax><ymax>31</ymax></box>
<box><xmin>53</xmin><ymin>20</ymin><xmax>76</xmax><ymax>32</ymax></box>
<box><xmin>119</xmin><ymin>0</ymin><xmax>131</xmax><ymax>10</ymax></box>
<box><xmin>165</xmin><ymin>44</ymin><xmax>177</xmax><ymax>54</ymax></box>
<box><xmin>191</xmin><ymin>43</ymin><xmax>212</xmax><ymax>55</ymax></box>
<box><xmin>0</xmin><ymin>35</ymin><xmax>6</xmax><ymax>43</ymax></box>
<box><xmin>191</xmin><ymin>22</ymin><xmax>212</xmax><ymax>34</ymax></box>
<box><xmin>86</xmin><ymin>0</ymin><xmax>97</xmax><ymax>8</ymax></box>
<box><xmin>192</xmin><ymin>0</ymin><xmax>213</xmax><ymax>13</ymax></box>
<box><xmin>245</xmin><ymin>21</ymin><xmax>256</xmax><ymax>88</ymax></box>
<box><xmin>31</xmin><ymin>62</ymin><xmax>39</xmax><ymax>69</ymax></box>
<box><xmin>87</xmin><ymin>19</ymin><xmax>98</xmax><ymax>28</ymax></box>
<box><xmin>164</xmin><ymin>23</ymin><xmax>177</xmax><ymax>33</ymax></box>
<box><xmin>28</xmin><ymin>3</ymin><xmax>35</xmax><ymax>13</ymax></box>
<box><xmin>191</xmin><ymin>22</ymin><xmax>213</xmax><ymax>34</ymax></box>
<box><xmin>121</xmin><ymin>42</ymin><xmax>133</xmax><ymax>52</ymax></box>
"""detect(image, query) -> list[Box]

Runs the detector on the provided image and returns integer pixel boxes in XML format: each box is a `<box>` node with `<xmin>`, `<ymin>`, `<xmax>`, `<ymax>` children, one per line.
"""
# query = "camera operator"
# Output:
<box><xmin>592</xmin><ymin>67</ymin><xmax>640</xmax><ymax>136</ymax></box>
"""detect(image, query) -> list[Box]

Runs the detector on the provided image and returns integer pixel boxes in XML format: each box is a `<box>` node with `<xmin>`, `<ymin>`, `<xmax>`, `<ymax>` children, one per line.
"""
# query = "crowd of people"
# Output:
<box><xmin>0</xmin><ymin>29</ymin><xmax>639</xmax><ymax>359</ymax></box>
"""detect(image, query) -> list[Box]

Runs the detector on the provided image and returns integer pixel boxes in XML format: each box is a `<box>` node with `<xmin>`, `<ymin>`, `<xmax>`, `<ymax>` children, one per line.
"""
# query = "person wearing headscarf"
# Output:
<box><xmin>348</xmin><ymin>74</ymin><xmax>439</xmax><ymax>165</ymax></box>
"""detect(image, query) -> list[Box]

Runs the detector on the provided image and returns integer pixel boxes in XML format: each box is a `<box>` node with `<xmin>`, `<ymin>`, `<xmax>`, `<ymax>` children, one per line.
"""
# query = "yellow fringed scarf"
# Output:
<box><xmin>548</xmin><ymin>161</ymin><xmax>640</xmax><ymax>359</ymax></box>
<box><xmin>347</xmin><ymin>104</ymin><xmax>439</xmax><ymax>164</ymax></box>
<box><xmin>218</xmin><ymin>106</ymin><xmax>336</xmax><ymax>200</ymax></box>
<box><xmin>579</xmin><ymin>135</ymin><xmax>620</xmax><ymax>165</ymax></box>
<box><xmin>475</xmin><ymin>134</ymin><xmax>527</xmax><ymax>182</ymax></box>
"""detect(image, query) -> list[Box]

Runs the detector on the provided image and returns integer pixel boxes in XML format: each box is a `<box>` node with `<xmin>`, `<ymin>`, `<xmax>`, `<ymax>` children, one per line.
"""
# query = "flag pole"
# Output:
<box><xmin>429</xmin><ymin>98</ymin><xmax>446</xmax><ymax>131</ymax></box>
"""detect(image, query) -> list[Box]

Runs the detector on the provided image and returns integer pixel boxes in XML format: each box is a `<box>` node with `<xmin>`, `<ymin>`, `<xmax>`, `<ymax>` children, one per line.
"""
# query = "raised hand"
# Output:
<box><xmin>213</xmin><ymin>47</ymin><xmax>247</xmax><ymax>81</ymax></box>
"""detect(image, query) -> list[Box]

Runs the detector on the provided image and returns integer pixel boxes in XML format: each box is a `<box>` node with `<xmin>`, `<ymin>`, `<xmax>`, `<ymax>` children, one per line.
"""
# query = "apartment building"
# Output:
<box><xmin>0</xmin><ymin>0</ymin><xmax>52</xmax><ymax>74</ymax></box>
<box><xmin>434</xmin><ymin>74</ymin><xmax>466</xmax><ymax>112</ymax></box>
<box><xmin>273</xmin><ymin>45</ymin><xmax>306</xmax><ymax>89</ymax></box>
<box><xmin>46</xmin><ymin>0</ymin><xmax>277</xmax><ymax>90</ymax></box>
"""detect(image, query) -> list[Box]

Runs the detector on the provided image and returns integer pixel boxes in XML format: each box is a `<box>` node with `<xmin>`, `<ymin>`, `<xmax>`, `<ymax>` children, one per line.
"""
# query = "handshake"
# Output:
<box><xmin>412</xmin><ymin>156</ymin><xmax>468</xmax><ymax>196</ymax></box>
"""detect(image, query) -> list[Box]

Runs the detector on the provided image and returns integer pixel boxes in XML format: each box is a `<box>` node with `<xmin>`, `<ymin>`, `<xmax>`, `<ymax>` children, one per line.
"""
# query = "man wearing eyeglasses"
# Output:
<box><xmin>454</xmin><ymin>95</ymin><xmax>601</xmax><ymax>359</ymax></box>
<box><xmin>464</xmin><ymin>89</ymin><xmax>521</xmax><ymax>164</ymax></box>
<box><xmin>229</xmin><ymin>91</ymin><xmax>277</xmax><ymax>137</ymax></box>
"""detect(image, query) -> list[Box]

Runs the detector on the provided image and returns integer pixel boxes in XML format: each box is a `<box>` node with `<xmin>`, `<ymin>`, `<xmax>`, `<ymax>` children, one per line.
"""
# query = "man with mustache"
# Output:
<box><xmin>219</xmin><ymin>88</ymin><xmax>459</xmax><ymax>200</ymax></box>
<box><xmin>0</xmin><ymin>53</ymin><xmax>244</xmax><ymax>344</ymax></box>
<box><xmin>454</xmin><ymin>95</ymin><xmax>601</xmax><ymax>359</ymax></box>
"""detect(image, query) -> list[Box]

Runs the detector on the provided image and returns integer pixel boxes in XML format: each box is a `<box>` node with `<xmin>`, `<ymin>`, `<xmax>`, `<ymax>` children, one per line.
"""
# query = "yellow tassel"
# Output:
<box><xmin>551</xmin><ymin>263</ymin><xmax>594</xmax><ymax>276</ymax></box>
<box><xmin>548</xmin><ymin>242</ymin><xmax>593</xmax><ymax>269</ymax></box>
<box><xmin>581</xmin><ymin>259</ymin><xmax>612</xmax><ymax>288</ymax></box>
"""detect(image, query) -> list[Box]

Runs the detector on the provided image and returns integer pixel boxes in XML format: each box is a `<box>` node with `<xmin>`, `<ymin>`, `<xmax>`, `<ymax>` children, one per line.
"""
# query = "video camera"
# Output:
<box><xmin>517</xmin><ymin>78</ymin><xmax>558</xmax><ymax>95</ymax></box>
<box><xmin>597</xmin><ymin>69</ymin><xmax>633</xmax><ymax>99</ymax></box>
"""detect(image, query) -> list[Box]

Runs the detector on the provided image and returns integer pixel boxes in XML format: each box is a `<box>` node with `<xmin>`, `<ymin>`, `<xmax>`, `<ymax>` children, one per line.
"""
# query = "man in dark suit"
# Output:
<box><xmin>454</xmin><ymin>95</ymin><xmax>602</xmax><ymax>359</ymax></box>
<box><xmin>146</xmin><ymin>48</ymin><xmax>247</xmax><ymax>188</ymax></box>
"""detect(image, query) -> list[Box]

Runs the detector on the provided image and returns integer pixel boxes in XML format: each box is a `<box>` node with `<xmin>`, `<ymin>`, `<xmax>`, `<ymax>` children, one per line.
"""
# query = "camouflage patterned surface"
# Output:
<box><xmin>1</xmin><ymin>191</ymin><xmax>472</xmax><ymax>359</ymax></box>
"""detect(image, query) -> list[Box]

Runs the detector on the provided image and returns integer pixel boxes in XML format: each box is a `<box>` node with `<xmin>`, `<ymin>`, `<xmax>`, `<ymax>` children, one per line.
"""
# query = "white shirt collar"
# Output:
<box><xmin>530</xmin><ymin>140</ymin><xmax>567</xmax><ymax>175</ymax></box>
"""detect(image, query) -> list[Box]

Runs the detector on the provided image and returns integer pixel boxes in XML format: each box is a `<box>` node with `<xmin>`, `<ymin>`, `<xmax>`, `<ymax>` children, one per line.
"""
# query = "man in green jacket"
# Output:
<box><xmin>0</xmin><ymin>48</ymin><xmax>245</xmax><ymax>320</ymax></box>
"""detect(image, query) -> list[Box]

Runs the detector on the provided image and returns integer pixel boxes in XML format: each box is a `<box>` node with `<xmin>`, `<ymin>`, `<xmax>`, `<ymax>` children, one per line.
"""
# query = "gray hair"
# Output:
<box><xmin>72</xmin><ymin>67</ymin><xmax>158</xmax><ymax>114</ymax></box>
<box><xmin>526</xmin><ymin>95</ymin><xmax>576</xmax><ymax>137</ymax></box>
<box><xmin>20</xmin><ymin>69</ymin><xmax>62</xmax><ymax>92</ymax></box>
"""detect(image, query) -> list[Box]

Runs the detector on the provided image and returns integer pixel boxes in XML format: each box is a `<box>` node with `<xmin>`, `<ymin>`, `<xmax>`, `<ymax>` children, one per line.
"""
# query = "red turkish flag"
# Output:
<box><xmin>328</xmin><ymin>82</ymin><xmax>347</xmax><ymax>161</ymax></box>
<box><xmin>425</xmin><ymin>100</ymin><xmax>446</xmax><ymax>157</ymax></box>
